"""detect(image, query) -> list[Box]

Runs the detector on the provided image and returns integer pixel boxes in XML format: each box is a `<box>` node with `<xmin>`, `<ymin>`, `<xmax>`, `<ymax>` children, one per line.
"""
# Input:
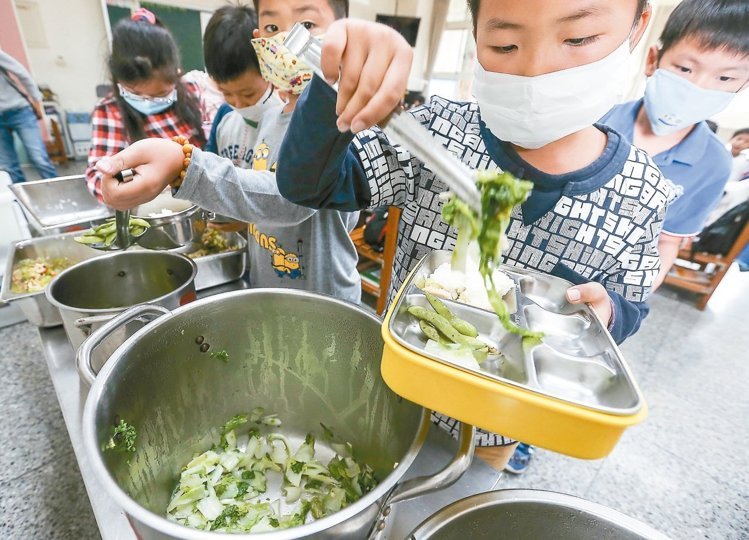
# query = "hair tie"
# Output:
<box><xmin>131</xmin><ymin>7</ymin><xmax>156</xmax><ymax>24</ymax></box>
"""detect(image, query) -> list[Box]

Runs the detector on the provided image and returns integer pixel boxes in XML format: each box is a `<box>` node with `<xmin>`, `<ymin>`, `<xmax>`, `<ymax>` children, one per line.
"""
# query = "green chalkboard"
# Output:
<box><xmin>106</xmin><ymin>4</ymin><xmax>204</xmax><ymax>73</ymax></box>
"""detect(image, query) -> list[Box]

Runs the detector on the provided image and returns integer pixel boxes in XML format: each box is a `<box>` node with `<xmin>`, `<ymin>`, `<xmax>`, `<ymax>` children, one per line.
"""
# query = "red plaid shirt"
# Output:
<box><xmin>86</xmin><ymin>83</ymin><xmax>204</xmax><ymax>200</ymax></box>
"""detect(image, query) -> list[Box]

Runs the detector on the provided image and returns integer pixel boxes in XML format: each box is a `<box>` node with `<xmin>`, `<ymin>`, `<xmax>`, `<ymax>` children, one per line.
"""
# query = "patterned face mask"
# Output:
<box><xmin>251</xmin><ymin>32</ymin><xmax>315</xmax><ymax>96</ymax></box>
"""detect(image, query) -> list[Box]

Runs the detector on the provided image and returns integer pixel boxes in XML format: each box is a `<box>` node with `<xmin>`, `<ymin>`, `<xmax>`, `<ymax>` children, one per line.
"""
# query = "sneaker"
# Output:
<box><xmin>504</xmin><ymin>443</ymin><xmax>534</xmax><ymax>474</ymax></box>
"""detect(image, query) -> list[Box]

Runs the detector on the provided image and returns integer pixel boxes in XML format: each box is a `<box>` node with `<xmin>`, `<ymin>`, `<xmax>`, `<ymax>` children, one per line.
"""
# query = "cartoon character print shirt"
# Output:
<box><xmin>176</xmin><ymin>103</ymin><xmax>361</xmax><ymax>303</ymax></box>
<box><xmin>245</xmin><ymin>105</ymin><xmax>360</xmax><ymax>299</ymax></box>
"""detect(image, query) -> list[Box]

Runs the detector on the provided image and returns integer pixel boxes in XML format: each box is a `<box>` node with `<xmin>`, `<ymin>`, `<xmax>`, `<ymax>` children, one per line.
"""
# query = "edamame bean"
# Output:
<box><xmin>424</xmin><ymin>292</ymin><xmax>479</xmax><ymax>337</ymax></box>
<box><xmin>407</xmin><ymin>306</ymin><xmax>486</xmax><ymax>350</ymax></box>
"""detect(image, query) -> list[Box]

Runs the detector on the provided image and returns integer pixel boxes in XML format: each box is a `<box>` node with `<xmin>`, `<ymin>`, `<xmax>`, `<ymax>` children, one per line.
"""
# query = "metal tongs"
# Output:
<box><xmin>283</xmin><ymin>24</ymin><xmax>482</xmax><ymax>212</ymax></box>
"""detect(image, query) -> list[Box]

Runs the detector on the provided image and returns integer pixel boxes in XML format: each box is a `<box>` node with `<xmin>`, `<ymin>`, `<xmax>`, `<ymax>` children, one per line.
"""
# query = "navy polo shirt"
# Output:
<box><xmin>601</xmin><ymin>99</ymin><xmax>732</xmax><ymax>236</ymax></box>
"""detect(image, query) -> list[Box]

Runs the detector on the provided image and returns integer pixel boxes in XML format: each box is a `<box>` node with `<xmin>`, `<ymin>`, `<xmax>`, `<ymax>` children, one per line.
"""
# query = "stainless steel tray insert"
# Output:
<box><xmin>389</xmin><ymin>250</ymin><xmax>643</xmax><ymax>416</ymax></box>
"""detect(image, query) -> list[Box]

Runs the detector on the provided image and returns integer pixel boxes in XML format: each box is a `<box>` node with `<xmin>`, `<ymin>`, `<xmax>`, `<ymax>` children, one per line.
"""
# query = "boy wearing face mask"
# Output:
<box><xmin>94</xmin><ymin>0</ymin><xmax>362</xmax><ymax>304</ymax></box>
<box><xmin>602</xmin><ymin>0</ymin><xmax>749</xmax><ymax>288</ymax></box>
<box><xmin>275</xmin><ymin>1</ymin><xmax>677</xmax><ymax>467</ymax></box>
<box><xmin>202</xmin><ymin>6</ymin><xmax>283</xmax><ymax>168</ymax></box>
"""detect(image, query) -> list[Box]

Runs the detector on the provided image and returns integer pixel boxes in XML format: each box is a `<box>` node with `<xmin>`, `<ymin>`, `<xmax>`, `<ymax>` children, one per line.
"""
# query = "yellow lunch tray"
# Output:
<box><xmin>380</xmin><ymin>251</ymin><xmax>648</xmax><ymax>460</ymax></box>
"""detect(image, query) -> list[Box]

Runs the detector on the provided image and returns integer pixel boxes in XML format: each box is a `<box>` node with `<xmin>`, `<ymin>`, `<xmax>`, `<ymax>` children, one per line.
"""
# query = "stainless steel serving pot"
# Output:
<box><xmin>80</xmin><ymin>290</ymin><xmax>474</xmax><ymax>540</ymax></box>
<box><xmin>46</xmin><ymin>251</ymin><xmax>196</xmax><ymax>385</ymax></box>
<box><xmin>408</xmin><ymin>489</ymin><xmax>669</xmax><ymax>540</ymax></box>
<box><xmin>133</xmin><ymin>191</ymin><xmax>206</xmax><ymax>252</ymax></box>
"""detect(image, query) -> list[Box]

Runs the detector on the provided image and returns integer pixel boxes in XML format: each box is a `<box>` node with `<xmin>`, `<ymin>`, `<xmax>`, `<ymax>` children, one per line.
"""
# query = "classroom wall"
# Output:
<box><xmin>350</xmin><ymin>0</ymin><xmax>434</xmax><ymax>91</ymax></box>
<box><xmin>14</xmin><ymin>0</ymin><xmax>109</xmax><ymax>113</ymax></box>
<box><xmin>0</xmin><ymin>2</ymin><xmax>30</xmax><ymax>68</ymax></box>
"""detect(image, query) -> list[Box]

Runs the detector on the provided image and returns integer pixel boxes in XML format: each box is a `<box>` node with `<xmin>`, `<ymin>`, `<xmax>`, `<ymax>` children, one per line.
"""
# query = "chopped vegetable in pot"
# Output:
<box><xmin>11</xmin><ymin>257</ymin><xmax>73</xmax><ymax>293</ymax></box>
<box><xmin>166</xmin><ymin>410</ymin><xmax>378</xmax><ymax>533</ymax></box>
<box><xmin>102</xmin><ymin>419</ymin><xmax>137</xmax><ymax>453</ymax></box>
<box><xmin>442</xmin><ymin>170</ymin><xmax>543</xmax><ymax>340</ymax></box>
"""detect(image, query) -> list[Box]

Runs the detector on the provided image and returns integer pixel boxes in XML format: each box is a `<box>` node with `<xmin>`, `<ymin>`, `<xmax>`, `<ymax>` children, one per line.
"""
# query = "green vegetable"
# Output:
<box><xmin>442</xmin><ymin>170</ymin><xmax>544</xmax><ymax>340</ymax></box>
<box><xmin>102</xmin><ymin>419</ymin><xmax>136</xmax><ymax>453</ymax></box>
<box><xmin>166</xmin><ymin>411</ymin><xmax>378</xmax><ymax>533</ymax></box>
<box><xmin>74</xmin><ymin>217</ymin><xmax>151</xmax><ymax>246</ymax></box>
<box><xmin>210</xmin><ymin>349</ymin><xmax>230</xmax><ymax>362</ymax></box>
<box><xmin>418</xmin><ymin>320</ymin><xmax>453</xmax><ymax>347</ymax></box>
<box><xmin>407</xmin><ymin>306</ymin><xmax>487</xmax><ymax>350</ymax></box>
<box><xmin>424</xmin><ymin>292</ymin><xmax>478</xmax><ymax>337</ymax></box>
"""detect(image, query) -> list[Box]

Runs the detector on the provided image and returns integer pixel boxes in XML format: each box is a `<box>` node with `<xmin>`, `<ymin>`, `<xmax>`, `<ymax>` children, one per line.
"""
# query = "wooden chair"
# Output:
<box><xmin>45</xmin><ymin>118</ymin><xmax>68</xmax><ymax>166</ymax></box>
<box><xmin>663</xmin><ymin>219</ymin><xmax>749</xmax><ymax>309</ymax></box>
<box><xmin>350</xmin><ymin>206</ymin><xmax>401</xmax><ymax>315</ymax></box>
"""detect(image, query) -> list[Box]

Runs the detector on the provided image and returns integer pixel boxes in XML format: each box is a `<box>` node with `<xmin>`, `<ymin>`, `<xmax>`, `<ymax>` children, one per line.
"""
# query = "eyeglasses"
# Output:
<box><xmin>117</xmin><ymin>83</ymin><xmax>177</xmax><ymax>105</ymax></box>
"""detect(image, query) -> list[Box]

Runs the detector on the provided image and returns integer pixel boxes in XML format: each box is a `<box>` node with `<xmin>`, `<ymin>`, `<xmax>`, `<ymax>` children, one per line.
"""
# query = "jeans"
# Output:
<box><xmin>0</xmin><ymin>105</ymin><xmax>57</xmax><ymax>183</ymax></box>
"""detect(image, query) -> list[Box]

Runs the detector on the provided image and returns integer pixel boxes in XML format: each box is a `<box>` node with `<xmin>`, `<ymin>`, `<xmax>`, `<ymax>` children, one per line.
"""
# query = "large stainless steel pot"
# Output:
<box><xmin>408</xmin><ymin>489</ymin><xmax>669</xmax><ymax>539</ymax></box>
<box><xmin>80</xmin><ymin>290</ymin><xmax>474</xmax><ymax>539</ymax></box>
<box><xmin>46</xmin><ymin>251</ymin><xmax>196</xmax><ymax>384</ymax></box>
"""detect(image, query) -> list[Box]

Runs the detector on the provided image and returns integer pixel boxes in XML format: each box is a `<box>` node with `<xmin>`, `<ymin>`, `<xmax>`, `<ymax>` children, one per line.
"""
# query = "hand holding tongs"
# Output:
<box><xmin>283</xmin><ymin>24</ymin><xmax>482</xmax><ymax>213</ymax></box>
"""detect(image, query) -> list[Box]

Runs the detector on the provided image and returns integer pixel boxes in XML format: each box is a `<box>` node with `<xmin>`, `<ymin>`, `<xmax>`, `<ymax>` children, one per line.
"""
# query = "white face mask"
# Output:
<box><xmin>233</xmin><ymin>84</ymin><xmax>283</xmax><ymax>125</ymax></box>
<box><xmin>473</xmin><ymin>38</ymin><xmax>632</xmax><ymax>149</ymax></box>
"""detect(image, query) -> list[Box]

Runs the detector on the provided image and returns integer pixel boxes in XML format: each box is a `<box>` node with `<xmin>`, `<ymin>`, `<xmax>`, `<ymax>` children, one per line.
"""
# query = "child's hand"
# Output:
<box><xmin>566</xmin><ymin>283</ymin><xmax>613</xmax><ymax>327</ymax></box>
<box><xmin>321</xmin><ymin>19</ymin><xmax>413</xmax><ymax>134</ymax></box>
<box><xmin>97</xmin><ymin>139</ymin><xmax>185</xmax><ymax>211</ymax></box>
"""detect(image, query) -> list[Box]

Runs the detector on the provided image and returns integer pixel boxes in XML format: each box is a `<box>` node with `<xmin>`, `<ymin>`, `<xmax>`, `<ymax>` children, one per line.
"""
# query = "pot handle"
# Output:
<box><xmin>76</xmin><ymin>304</ymin><xmax>171</xmax><ymax>386</ymax></box>
<box><xmin>368</xmin><ymin>418</ymin><xmax>476</xmax><ymax>538</ymax></box>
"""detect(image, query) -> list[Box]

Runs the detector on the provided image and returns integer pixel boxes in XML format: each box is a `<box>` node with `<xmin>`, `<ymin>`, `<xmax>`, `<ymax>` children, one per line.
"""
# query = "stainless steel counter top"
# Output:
<box><xmin>37</xmin><ymin>280</ymin><xmax>502</xmax><ymax>539</ymax></box>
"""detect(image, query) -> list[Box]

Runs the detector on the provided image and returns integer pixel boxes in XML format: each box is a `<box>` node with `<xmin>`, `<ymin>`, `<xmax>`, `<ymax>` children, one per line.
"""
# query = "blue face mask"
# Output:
<box><xmin>643</xmin><ymin>69</ymin><xmax>736</xmax><ymax>136</ymax></box>
<box><xmin>118</xmin><ymin>83</ymin><xmax>178</xmax><ymax>115</ymax></box>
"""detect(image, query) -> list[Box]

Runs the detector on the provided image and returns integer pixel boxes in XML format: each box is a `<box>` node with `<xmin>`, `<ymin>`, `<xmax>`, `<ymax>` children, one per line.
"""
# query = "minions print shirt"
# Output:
<box><xmin>244</xmin><ymin>105</ymin><xmax>361</xmax><ymax>300</ymax></box>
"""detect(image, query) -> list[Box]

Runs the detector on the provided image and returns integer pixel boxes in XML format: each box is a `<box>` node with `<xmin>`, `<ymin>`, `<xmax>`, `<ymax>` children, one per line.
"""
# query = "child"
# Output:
<box><xmin>202</xmin><ymin>5</ymin><xmax>283</xmax><ymax>168</ymax></box>
<box><xmin>275</xmin><ymin>0</ymin><xmax>675</xmax><ymax>468</ymax></box>
<box><xmin>86</xmin><ymin>8</ymin><xmax>204</xmax><ymax>200</ymax></box>
<box><xmin>602</xmin><ymin>0</ymin><xmax>749</xmax><ymax>288</ymax></box>
<box><xmin>96</xmin><ymin>0</ymin><xmax>362</xmax><ymax>304</ymax></box>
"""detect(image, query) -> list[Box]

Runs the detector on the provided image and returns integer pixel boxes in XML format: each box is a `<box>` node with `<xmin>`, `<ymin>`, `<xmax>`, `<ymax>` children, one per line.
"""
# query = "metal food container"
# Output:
<box><xmin>0</xmin><ymin>232</ymin><xmax>103</xmax><ymax>326</ymax></box>
<box><xmin>9</xmin><ymin>175</ymin><xmax>113</xmax><ymax>234</ymax></box>
<box><xmin>132</xmin><ymin>191</ymin><xmax>206</xmax><ymax>252</ymax></box>
<box><xmin>408</xmin><ymin>489</ymin><xmax>668</xmax><ymax>539</ymax></box>
<box><xmin>382</xmin><ymin>250</ymin><xmax>647</xmax><ymax>459</ymax></box>
<box><xmin>80</xmin><ymin>290</ymin><xmax>474</xmax><ymax>539</ymax></box>
<box><xmin>46</xmin><ymin>251</ymin><xmax>197</xmax><ymax>386</ymax></box>
<box><xmin>188</xmin><ymin>231</ymin><xmax>247</xmax><ymax>291</ymax></box>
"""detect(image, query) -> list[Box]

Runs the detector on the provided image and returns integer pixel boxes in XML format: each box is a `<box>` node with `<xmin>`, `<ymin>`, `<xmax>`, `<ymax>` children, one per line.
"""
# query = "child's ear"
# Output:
<box><xmin>253</xmin><ymin>29</ymin><xmax>260</xmax><ymax>39</ymax></box>
<box><xmin>630</xmin><ymin>3</ymin><xmax>652</xmax><ymax>50</ymax></box>
<box><xmin>644</xmin><ymin>45</ymin><xmax>659</xmax><ymax>77</ymax></box>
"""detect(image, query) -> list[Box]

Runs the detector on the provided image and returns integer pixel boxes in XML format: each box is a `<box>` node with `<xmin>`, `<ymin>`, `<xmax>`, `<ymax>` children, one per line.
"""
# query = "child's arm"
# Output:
<box><xmin>565</xmin><ymin>202</ymin><xmax>668</xmax><ymax>343</ymax></box>
<box><xmin>277</xmin><ymin>76</ymin><xmax>428</xmax><ymax>211</ymax></box>
<box><xmin>277</xmin><ymin>20</ymin><xmax>414</xmax><ymax>210</ymax></box>
<box><xmin>97</xmin><ymin>140</ymin><xmax>317</xmax><ymax>227</ymax></box>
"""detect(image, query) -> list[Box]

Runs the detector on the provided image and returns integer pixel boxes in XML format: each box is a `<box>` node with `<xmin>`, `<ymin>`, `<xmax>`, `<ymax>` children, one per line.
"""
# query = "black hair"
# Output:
<box><xmin>733</xmin><ymin>127</ymin><xmax>749</xmax><ymax>138</ymax></box>
<box><xmin>659</xmin><ymin>0</ymin><xmax>749</xmax><ymax>59</ymax></box>
<box><xmin>705</xmin><ymin>119</ymin><xmax>719</xmax><ymax>134</ymax></box>
<box><xmin>204</xmin><ymin>5</ymin><xmax>260</xmax><ymax>83</ymax></box>
<box><xmin>467</xmin><ymin>0</ymin><xmax>649</xmax><ymax>29</ymax></box>
<box><xmin>108</xmin><ymin>17</ymin><xmax>204</xmax><ymax>145</ymax></box>
<box><xmin>252</xmin><ymin>0</ymin><xmax>348</xmax><ymax>19</ymax></box>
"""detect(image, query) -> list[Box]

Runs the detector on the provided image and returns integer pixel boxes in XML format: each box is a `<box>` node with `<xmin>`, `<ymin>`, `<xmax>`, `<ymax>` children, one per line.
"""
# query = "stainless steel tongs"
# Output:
<box><xmin>284</xmin><ymin>24</ymin><xmax>482</xmax><ymax>212</ymax></box>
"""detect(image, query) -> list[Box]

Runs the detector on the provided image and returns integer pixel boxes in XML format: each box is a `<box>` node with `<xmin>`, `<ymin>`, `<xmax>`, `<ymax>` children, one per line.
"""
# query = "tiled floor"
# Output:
<box><xmin>1</xmin><ymin>162</ymin><xmax>747</xmax><ymax>538</ymax></box>
<box><xmin>501</xmin><ymin>266</ymin><xmax>749</xmax><ymax>540</ymax></box>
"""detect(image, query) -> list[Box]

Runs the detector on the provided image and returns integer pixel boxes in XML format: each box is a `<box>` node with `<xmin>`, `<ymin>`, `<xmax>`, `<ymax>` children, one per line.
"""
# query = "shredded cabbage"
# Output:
<box><xmin>166</xmin><ymin>410</ymin><xmax>378</xmax><ymax>533</ymax></box>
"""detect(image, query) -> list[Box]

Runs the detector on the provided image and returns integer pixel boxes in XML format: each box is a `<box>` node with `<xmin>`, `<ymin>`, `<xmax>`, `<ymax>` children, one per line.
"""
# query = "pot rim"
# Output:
<box><xmin>82</xmin><ymin>289</ymin><xmax>428</xmax><ymax>539</ymax></box>
<box><xmin>45</xmin><ymin>250</ymin><xmax>197</xmax><ymax>314</ymax></box>
<box><xmin>132</xmin><ymin>201</ymin><xmax>202</xmax><ymax>227</ymax></box>
<box><xmin>408</xmin><ymin>488</ymin><xmax>670</xmax><ymax>539</ymax></box>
